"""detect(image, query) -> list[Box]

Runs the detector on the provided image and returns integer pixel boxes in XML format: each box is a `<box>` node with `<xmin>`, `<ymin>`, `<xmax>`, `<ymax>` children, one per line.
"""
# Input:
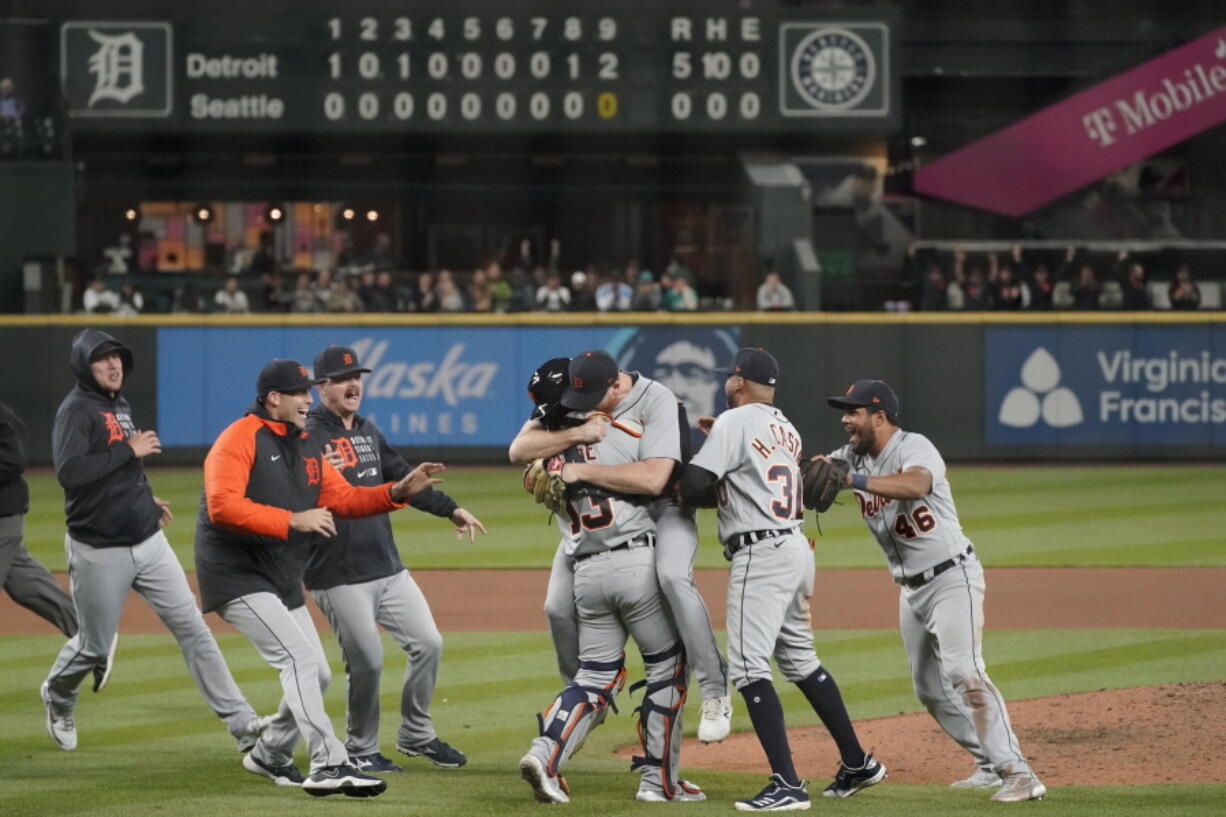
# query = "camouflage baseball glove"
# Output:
<box><xmin>523</xmin><ymin>456</ymin><xmax>569</xmax><ymax>516</ymax></box>
<box><xmin>799</xmin><ymin>456</ymin><xmax>850</xmax><ymax>512</ymax></box>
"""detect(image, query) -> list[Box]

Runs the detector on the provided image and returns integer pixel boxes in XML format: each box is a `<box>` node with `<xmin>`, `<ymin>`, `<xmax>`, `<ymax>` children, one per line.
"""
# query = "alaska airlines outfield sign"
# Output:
<box><xmin>915</xmin><ymin>27</ymin><xmax>1226</xmax><ymax>217</ymax></box>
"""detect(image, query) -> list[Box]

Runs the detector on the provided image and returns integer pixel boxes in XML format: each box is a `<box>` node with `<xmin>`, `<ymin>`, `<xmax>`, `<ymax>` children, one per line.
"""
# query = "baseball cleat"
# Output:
<box><xmin>39</xmin><ymin>682</ymin><xmax>77</xmax><ymax>751</ymax></box>
<box><xmin>350</xmin><ymin>751</ymin><xmax>404</xmax><ymax>773</ymax></box>
<box><xmin>242</xmin><ymin>752</ymin><xmax>304</xmax><ymax>786</ymax></box>
<box><xmin>952</xmin><ymin>768</ymin><xmax>1004</xmax><ymax>789</ymax></box>
<box><xmin>302</xmin><ymin>763</ymin><xmax>388</xmax><ymax>797</ymax></box>
<box><xmin>91</xmin><ymin>633</ymin><xmax>118</xmax><ymax>693</ymax></box>
<box><xmin>636</xmin><ymin>779</ymin><xmax>707</xmax><ymax>802</ymax></box>
<box><xmin>991</xmin><ymin>774</ymin><xmax>1046</xmax><ymax>803</ymax></box>
<box><xmin>822</xmin><ymin>752</ymin><xmax>886</xmax><ymax>798</ymax></box>
<box><xmin>735</xmin><ymin>774</ymin><xmax>810</xmax><ymax>811</ymax></box>
<box><xmin>698</xmin><ymin>694</ymin><xmax>732</xmax><ymax>743</ymax></box>
<box><xmin>519</xmin><ymin>753</ymin><xmax>570</xmax><ymax>803</ymax></box>
<box><xmin>397</xmin><ymin>736</ymin><xmax>467</xmax><ymax>767</ymax></box>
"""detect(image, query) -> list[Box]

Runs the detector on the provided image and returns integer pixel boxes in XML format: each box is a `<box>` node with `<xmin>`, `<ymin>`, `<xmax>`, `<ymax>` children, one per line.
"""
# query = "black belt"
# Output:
<box><xmin>724</xmin><ymin>526</ymin><xmax>801</xmax><ymax>557</ymax></box>
<box><xmin>574</xmin><ymin>532</ymin><xmax>655</xmax><ymax>562</ymax></box>
<box><xmin>901</xmin><ymin>545</ymin><xmax>974</xmax><ymax>590</ymax></box>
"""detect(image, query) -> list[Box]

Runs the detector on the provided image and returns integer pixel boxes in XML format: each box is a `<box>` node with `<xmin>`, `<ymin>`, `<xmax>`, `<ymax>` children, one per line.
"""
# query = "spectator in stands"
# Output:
<box><xmin>486</xmin><ymin>261</ymin><xmax>513</xmax><ymax>313</ymax></box>
<box><xmin>1026</xmin><ymin>263</ymin><xmax>1054</xmax><ymax>310</ymax></box>
<box><xmin>82</xmin><ymin>279</ymin><xmax>120</xmax><ymax>314</ymax></box>
<box><xmin>633</xmin><ymin>270</ymin><xmax>661</xmax><ymax>311</ymax></box>
<box><xmin>920</xmin><ymin>263</ymin><xmax>948</xmax><ymax>311</ymax></box>
<box><xmin>416</xmin><ymin>272</ymin><xmax>438</xmax><ymax>312</ymax></box>
<box><xmin>312</xmin><ymin>269</ymin><xmax>333</xmax><ymax>309</ymax></box>
<box><xmin>173</xmin><ymin>280</ymin><xmax>207</xmax><ymax>314</ymax></box>
<box><xmin>665</xmin><ymin>274</ymin><xmax>698</xmax><ymax>311</ymax></box>
<box><xmin>261</xmin><ymin>272</ymin><xmax>292</xmax><ymax>312</ymax></box>
<box><xmin>115</xmin><ymin>283</ymin><xmax>144</xmax><ymax>316</ymax></box>
<box><xmin>1169</xmin><ymin>263</ymin><xmax>1201</xmax><ymax>310</ymax></box>
<box><xmin>961</xmin><ymin>266</ymin><xmax>992</xmax><ymax>310</ymax></box>
<box><xmin>756</xmin><ymin>271</ymin><xmax>796</xmax><ymax>311</ymax></box>
<box><xmin>1120</xmin><ymin>259</ymin><xmax>1150</xmax><ymax>310</ymax></box>
<box><xmin>250</xmin><ymin>231</ymin><xmax>276</xmax><ymax>275</ymax></box>
<box><xmin>1071</xmin><ymin>265</ymin><xmax>1101</xmax><ymax>310</ymax></box>
<box><xmin>0</xmin><ymin>78</ymin><xmax>25</xmax><ymax>120</ymax></box>
<box><xmin>323</xmin><ymin>275</ymin><xmax>362</xmax><ymax>313</ymax></box>
<box><xmin>570</xmin><ymin>271</ymin><xmax>597</xmax><ymax>311</ymax></box>
<box><xmin>535</xmin><ymin>273</ymin><xmax>571</xmax><ymax>312</ymax></box>
<box><xmin>436</xmin><ymin>269</ymin><xmax>466</xmax><ymax>312</ymax></box>
<box><xmin>991</xmin><ymin>261</ymin><xmax>1023</xmax><ymax>310</ymax></box>
<box><xmin>596</xmin><ymin>267</ymin><xmax>633</xmax><ymax>312</ymax></box>
<box><xmin>358</xmin><ymin>269</ymin><xmax>393</xmax><ymax>312</ymax></box>
<box><xmin>214</xmin><ymin>276</ymin><xmax>251</xmax><ymax>313</ymax></box>
<box><xmin>289</xmin><ymin>273</ymin><xmax>321</xmax><ymax>313</ymax></box>
<box><xmin>375</xmin><ymin>271</ymin><xmax>405</xmax><ymax>312</ymax></box>
<box><xmin>468</xmin><ymin>268</ymin><xmax>493</xmax><ymax>312</ymax></box>
<box><xmin>370</xmin><ymin>233</ymin><xmax>397</xmax><ymax>272</ymax></box>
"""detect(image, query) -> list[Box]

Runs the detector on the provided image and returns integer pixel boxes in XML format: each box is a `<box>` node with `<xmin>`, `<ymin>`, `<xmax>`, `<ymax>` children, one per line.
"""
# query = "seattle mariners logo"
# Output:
<box><xmin>792</xmin><ymin>28</ymin><xmax>875</xmax><ymax>110</ymax></box>
<box><xmin>779</xmin><ymin>22</ymin><xmax>890</xmax><ymax>118</ymax></box>
<box><xmin>999</xmin><ymin>347</ymin><xmax>1084</xmax><ymax>429</ymax></box>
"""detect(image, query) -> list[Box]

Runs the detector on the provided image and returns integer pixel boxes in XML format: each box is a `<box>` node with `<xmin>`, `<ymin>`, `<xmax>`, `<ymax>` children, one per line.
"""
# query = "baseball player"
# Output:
<box><xmin>306</xmin><ymin>344</ymin><xmax>485</xmax><ymax>773</ymax></box>
<box><xmin>41</xmin><ymin>329</ymin><xmax>265</xmax><ymax>754</ymax></box>
<box><xmin>677</xmin><ymin>348</ymin><xmax>885</xmax><ymax>811</ymax></box>
<box><xmin>194</xmin><ymin>358</ymin><xmax>443</xmax><ymax>797</ymax></box>
<box><xmin>824</xmin><ymin>379</ymin><xmax>1045</xmax><ymax>803</ymax></box>
<box><xmin>1</xmin><ymin>399</ymin><xmax>79</xmax><ymax>639</ymax></box>
<box><xmin>511</xmin><ymin>355</ymin><xmax>732</xmax><ymax>744</ymax></box>
<box><xmin>517</xmin><ymin>350</ymin><xmax>702</xmax><ymax>804</ymax></box>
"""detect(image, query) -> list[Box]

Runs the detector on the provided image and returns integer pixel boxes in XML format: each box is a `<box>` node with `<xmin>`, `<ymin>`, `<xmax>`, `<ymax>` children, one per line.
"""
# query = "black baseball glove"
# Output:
<box><xmin>799</xmin><ymin>457</ymin><xmax>849</xmax><ymax>512</ymax></box>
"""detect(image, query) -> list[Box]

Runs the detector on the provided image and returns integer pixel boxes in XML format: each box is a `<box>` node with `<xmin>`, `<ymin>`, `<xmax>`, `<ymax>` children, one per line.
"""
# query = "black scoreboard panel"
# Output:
<box><xmin>50</xmin><ymin>0</ymin><xmax>897</xmax><ymax>135</ymax></box>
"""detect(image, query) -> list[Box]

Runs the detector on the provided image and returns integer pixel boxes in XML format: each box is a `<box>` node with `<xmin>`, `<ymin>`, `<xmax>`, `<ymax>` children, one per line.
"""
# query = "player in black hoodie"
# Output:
<box><xmin>40</xmin><ymin>329</ymin><xmax>265</xmax><ymax>755</ymax></box>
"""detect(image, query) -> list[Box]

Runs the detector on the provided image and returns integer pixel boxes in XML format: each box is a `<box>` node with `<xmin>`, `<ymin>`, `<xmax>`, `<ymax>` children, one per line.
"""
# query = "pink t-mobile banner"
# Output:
<box><xmin>915</xmin><ymin>28</ymin><xmax>1226</xmax><ymax>216</ymax></box>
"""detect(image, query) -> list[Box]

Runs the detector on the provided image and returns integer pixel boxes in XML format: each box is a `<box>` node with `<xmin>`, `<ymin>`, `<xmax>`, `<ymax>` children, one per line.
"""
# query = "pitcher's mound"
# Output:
<box><xmin>619</xmin><ymin>682</ymin><xmax>1226</xmax><ymax>786</ymax></box>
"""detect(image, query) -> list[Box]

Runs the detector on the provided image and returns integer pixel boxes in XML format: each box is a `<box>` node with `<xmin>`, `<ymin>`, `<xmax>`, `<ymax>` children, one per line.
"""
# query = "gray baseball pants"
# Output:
<box><xmin>900</xmin><ymin>556</ymin><xmax>1033</xmax><ymax>778</ymax></box>
<box><xmin>218</xmin><ymin>592</ymin><xmax>348</xmax><ymax>772</ymax></box>
<box><xmin>0</xmin><ymin>514</ymin><xmax>77</xmax><ymax>636</ymax></box>
<box><xmin>43</xmin><ymin>530</ymin><xmax>257</xmax><ymax>743</ymax></box>
<box><xmin>312</xmin><ymin>569</ymin><xmax>443</xmax><ymax>753</ymax></box>
<box><xmin>543</xmin><ymin>503</ymin><xmax>728</xmax><ymax>699</ymax></box>
<box><xmin>726</xmin><ymin>533</ymin><xmax>821</xmax><ymax>690</ymax></box>
<box><xmin>528</xmin><ymin>541</ymin><xmax>687</xmax><ymax>797</ymax></box>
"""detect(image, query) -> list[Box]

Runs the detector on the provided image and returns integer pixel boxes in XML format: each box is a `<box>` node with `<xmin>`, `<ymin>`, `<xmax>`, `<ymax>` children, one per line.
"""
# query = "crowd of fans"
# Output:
<box><xmin>76</xmin><ymin>233</ymin><xmax>1217</xmax><ymax>315</ymax></box>
<box><xmin>903</xmin><ymin>245</ymin><xmax>1209</xmax><ymax>311</ymax></box>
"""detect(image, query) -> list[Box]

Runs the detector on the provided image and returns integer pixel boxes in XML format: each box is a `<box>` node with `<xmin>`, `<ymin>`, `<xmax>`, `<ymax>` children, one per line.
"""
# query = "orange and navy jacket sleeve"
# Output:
<box><xmin>317</xmin><ymin>456</ymin><xmax>405</xmax><ymax>518</ymax></box>
<box><xmin>204</xmin><ymin>416</ymin><xmax>293</xmax><ymax>538</ymax></box>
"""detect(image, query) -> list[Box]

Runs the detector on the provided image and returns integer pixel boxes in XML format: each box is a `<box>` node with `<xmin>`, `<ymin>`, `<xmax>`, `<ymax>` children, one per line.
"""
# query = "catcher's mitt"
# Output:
<box><xmin>523</xmin><ymin>456</ymin><xmax>569</xmax><ymax>516</ymax></box>
<box><xmin>799</xmin><ymin>457</ymin><xmax>849</xmax><ymax>512</ymax></box>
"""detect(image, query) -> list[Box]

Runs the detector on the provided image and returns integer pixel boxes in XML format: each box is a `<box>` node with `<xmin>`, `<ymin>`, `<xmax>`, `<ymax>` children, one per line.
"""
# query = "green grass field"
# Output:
<box><xmin>4</xmin><ymin>465</ymin><xmax>1225</xmax><ymax>815</ymax></box>
<box><xmin>19</xmin><ymin>464</ymin><xmax>1226</xmax><ymax>570</ymax></box>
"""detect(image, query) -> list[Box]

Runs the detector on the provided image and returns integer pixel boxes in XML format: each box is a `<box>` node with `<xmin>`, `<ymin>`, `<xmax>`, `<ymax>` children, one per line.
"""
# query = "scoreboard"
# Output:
<box><xmin>52</xmin><ymin>0</ymin><xmax>897</xmax><ymax>135</ymax></box>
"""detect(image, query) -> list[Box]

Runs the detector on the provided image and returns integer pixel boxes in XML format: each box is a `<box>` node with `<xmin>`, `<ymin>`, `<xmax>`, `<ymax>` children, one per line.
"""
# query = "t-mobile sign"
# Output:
<box><xmin>915</xmin><ymin>27</ymin><xmax>1226</xmax><ymax>216</ymax></box>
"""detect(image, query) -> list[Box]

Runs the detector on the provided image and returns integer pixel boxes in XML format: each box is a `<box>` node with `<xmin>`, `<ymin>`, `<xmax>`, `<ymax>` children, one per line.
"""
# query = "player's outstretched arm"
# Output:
<box><xmin>847</xmin><ymin>465</ymin><xmax>933</xmax><ymax>500</ymax></box>
<box><xmin>675</xmin><ymin>463</ymin><xmax>719</xmax><ymax>508</ymax></box>
<box><xmin>562</xmin><ymin>456</ymin><xmax>674</xmax><ymax>496</ymax></box>
<box><xmin>507</xmin><ymin>415</ymin><xmax>607</xmax><ymax>464</ymax></box>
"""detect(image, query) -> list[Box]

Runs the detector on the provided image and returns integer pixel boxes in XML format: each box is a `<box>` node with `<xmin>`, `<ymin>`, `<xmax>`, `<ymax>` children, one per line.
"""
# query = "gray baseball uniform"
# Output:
<box><xmin>43</xmin><ymin>330</ymin><xmax>260</xmax><ymax>751</ymax></box>
<box><xmin>541</xmin><ymin>385</ymin><xmax>727</xmax><ymax>698</ymax></box>
<box><xmin>830</xmin><ymin>430</ymin><xmax>1034</xmax><ymax>779</ymax></box>
<box><xmin>689</xmin><ymin>403</ymin><xmax>817</xmax><ymax>689</ymax></box>
<box><xmin>525</xmin><ymin>374</ymin><xmax>688</xmax><ymax>798</ymax></box>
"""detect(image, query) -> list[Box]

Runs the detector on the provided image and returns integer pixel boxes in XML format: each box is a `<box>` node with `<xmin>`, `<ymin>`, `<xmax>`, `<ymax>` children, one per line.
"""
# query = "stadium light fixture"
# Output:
<box><xmin>192</xmin><ymin>202</ymin><xmax>215</xmax><ymax>224</ymax></box>
<box><xmin>265</xmin><ymin>203</ymin><xmax>286</xmax><ymax>223</ymax></box>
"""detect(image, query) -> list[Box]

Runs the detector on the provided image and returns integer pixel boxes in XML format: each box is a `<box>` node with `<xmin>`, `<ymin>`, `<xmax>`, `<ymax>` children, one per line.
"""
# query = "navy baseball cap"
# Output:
<box><xmin>258</xmin><ymin>359</ymin><xmax>323</xmax><ymax>396</ymax></box>
<box><xmin>314</xmin><ymin>345</ymin><xmax>372</xmax><ymax>380</ymax></box>
<box><xmin>720</xmin><ymin>347</ymin><xmax>779</xmax><ymax>387</ymax></box>
<box><xmin>562</xmin><ymin>350</ymin><xmax>619</xmax><ymax>411</ymax></box>
<box><xmin>827</xmin><ymin>379</ymin><xmax>900</xmax><ymax>419</ymax></box>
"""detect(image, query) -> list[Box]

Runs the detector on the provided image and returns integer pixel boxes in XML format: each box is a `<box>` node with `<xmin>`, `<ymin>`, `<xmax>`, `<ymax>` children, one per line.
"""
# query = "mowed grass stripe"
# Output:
<box><xmin>20</xmin><ymin>465</ymin><xmax>1226</xmax><ymax>569</ymax></box>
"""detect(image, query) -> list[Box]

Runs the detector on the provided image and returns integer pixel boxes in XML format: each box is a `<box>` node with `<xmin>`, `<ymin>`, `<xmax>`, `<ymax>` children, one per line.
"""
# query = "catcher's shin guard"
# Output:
<box><xmin>536</xmin><ymin>655</ymin><xmax>627</xmax><ymax>774</ymax></box>
<box><xmin>629</xmin><ymin>642</ymin><xmax>688</xmax><ymax>799</ymax></box>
